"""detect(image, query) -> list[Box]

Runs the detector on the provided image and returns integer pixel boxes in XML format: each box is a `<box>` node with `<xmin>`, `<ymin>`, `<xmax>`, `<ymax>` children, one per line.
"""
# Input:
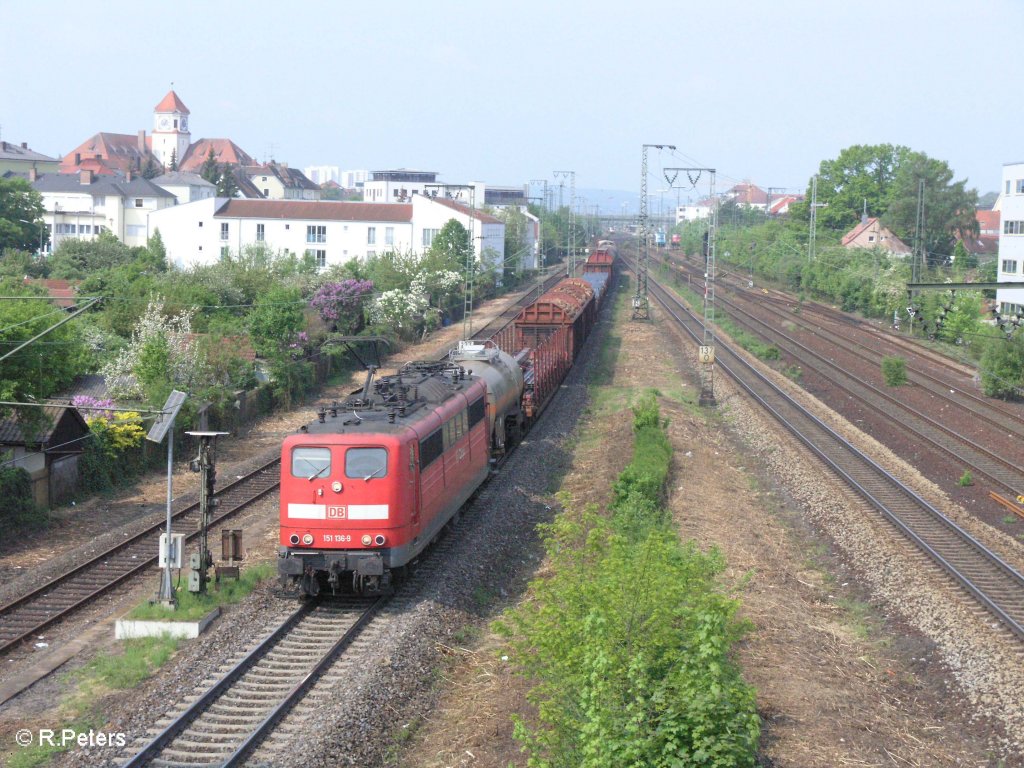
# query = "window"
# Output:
<box><xmin>1016</xmin><ymin>180</ymin><xmax>1024</xmax><ymax>194</ymax></box>
<box><xmin>345</xmin><ymin>447</ymin><xmax>387</xmax><ymax>479</ymax></box>
<box><xmin>199</xmin><ymin>221</ymin><xmax>203</xmax><ymax>227</ymax></box>
<box><xmin>256</xmin><ymin>223</ymin><xmax>265</xmax><ymax>241</ymax></box>
<box><xmin>367</xmin><ymin>226</ymin><xmax>376</xmax><ymax>244</ymax></box>
<box><xmin>93</xmin><ymin>196</ymin><xmax>105</xmax><ymax>208</ymax></box>
<box><xmin>468</xmin><ymin>398</ymin><xmax>486</xmax><ymax>428</ymax></box>
<box><xmin>307</xmin><ymin>225</ymin><xmax>326</xmax><ymax>243</ymax></box>
<box><xmin>422</xmin><ymin>228</ymin><xmax>440</xmax><ymax>247</ymax></box>
<box><xmin>1004</xmin><ymin>220</ymin><xmax>1024</xmax><ymax>235</ymax></box>
<box><xmin>292</xmin><ymin>446</ymin><xmax>331</xmax><ymax>479</ymax></box>
<box><xmin>1002</xmin><ymin>260</ymin><xmax>1019</xmax><ymax>274</ymax></box>
<box><xmin>220</xmin><ymin>222</ymin><xmax>229</xmax><ymax>240</ymax></box>
<box><xmin>305</xmin><ymin>249</ymin><xmax>327</xmax><ymax>268</ymax></box>
<box><xmin>867</xmin><ymin>235</ymin><xmax>875</xmax><ymax>242</ymax></box>
<box><xmin>134</xmin><ymin>198</ymin><xmax>144</xmax><ymax>208</ymax></box>
<box><xmin>385</xmin><ymin>227</ymin><xmax>394</xmax><ymax>246</ymax></box>
<box><xmin>220</xmin><ymin>246</ymin><xmax>229</xmax><ymax>258</ymax></box>
<box><xmin>285</xmin><ymin>224</ymin><xmax>290</xmax><ymax>230</ymax></box>
<box><xmin>126</xmin><ymin>224</ymin><xmax>145</xmax><ymax>237</ymax></box>
<box><xmin>261</xmin><ymin>176</ymin><xmax>268</xmax><ymax>182</ymax></box>
<box><xmin>263</xmin><ymin>188</ymin><xmax>269</xmax><ymax>197</ymax></box>
<box><xmin>419</xmin><ymin>430</ymin><xmax>443</xmax><ymax>468</ymax></box>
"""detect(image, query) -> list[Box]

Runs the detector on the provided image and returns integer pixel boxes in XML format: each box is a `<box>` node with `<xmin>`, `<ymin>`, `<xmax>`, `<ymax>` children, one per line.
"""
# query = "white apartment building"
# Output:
<box><xmin>148</xmin><ymin>196</ymin><xmax>505</xmax><ymax>271</ymax></box>
<box><xmin>32</xmin><ymin>169</ymin><xmax>175</xmax><ymax>250</ymax></box>
<box><xmin>153</xmin><ymin>171</ymin><xmax>216</xmax><ymax>204</ymax></box>
<box><xmin>998</xmin><ymin>162</ymin><xmax>1024</xmax><ymax>315</ymax></box>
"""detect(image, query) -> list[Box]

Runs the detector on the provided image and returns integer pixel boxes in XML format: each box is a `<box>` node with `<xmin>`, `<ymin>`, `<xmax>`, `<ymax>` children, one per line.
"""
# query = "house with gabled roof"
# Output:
<box><xmin>0</xmin><ymin>406</ymin><xmax>90</xmax><ymax>507</ymax></box>
<box><xmin>841</xmin><ymin>217</ymin><xmax>911</xmax><ymax>256</ymax></box>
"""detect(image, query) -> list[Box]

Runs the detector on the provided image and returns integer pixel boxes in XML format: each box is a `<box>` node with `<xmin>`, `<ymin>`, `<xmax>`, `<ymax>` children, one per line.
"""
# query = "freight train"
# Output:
<box><xmin>278</xmin><ymin>249</ymin><xmax>616</xmax><ymax>596</ymax></box>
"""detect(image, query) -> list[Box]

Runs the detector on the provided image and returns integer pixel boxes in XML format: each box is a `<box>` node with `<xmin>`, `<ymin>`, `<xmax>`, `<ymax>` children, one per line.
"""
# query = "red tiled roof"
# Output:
<box><xmin>728</xmin><ymin>183</ymin><xmax>768</xmax><ymax>205</ymax></box>
<box><xmin>976</xmin><ymin>209</ymin><xmax>1000</xmax><ymax>234</ymax></box>
<box><xmin>154</xmin><ymin>90</ymin><xmax>190</xmax><ymax>115</ymax></box>
<box><xmin>841</xmin><ymin>217</ymin><xmax>876</xmax><ymax>246</ymax></box>
<box><xmin>23</xmin><ymin>278</ymin><xmax>81</xmax><ymax>309</ymax></box>
<box><xmin>60</xmin><ymin>132</ymin><xmax>156</xmax><ymax>174</ymax></box>
<box><xmin>428</xmin><ymin>195</ymin><xmax>503</xmax><ymax>224</ymax></box>
<box><xmin>179</xmin><ymin>138</ymin><xmax>254</xmax><ymax>171</ymax></box>
<box><xmin>958</xmin><ymin>234</ymin><xmax>999</xmax><ymax>256</ymax></box>
<box><xmin>216</xmin><ymin>199</ymin><xmax>413</xmax><ymax>222</ymax></box>
<box><xmin>768</xmin><ymin>194</ymin><xmax>802</xmax><ymax>215</ymax></box>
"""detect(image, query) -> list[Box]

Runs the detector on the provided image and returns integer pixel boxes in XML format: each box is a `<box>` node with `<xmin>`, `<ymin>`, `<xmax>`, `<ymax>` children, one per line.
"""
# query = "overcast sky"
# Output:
<box><xmin>2</xmin><ymin>0</ymin><xmax>1018</xmax><ymax>208</ymax></box>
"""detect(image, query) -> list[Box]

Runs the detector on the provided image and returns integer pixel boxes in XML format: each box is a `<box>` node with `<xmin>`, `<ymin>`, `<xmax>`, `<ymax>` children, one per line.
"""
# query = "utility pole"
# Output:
<box><xmin>633</xmin><ymin>144</ymin><xmax>676</xmax><ymax>319</ymax></box>
<box><xmin>553</xmin><ymin>170</ymin><xmax>575</xmax><ymax>274</ymax></box>
<box><xmin>765</xmin><ymin>187</ymin><xmax>787</xmax><ymax>218</ymax></box>
<box><xmin>529</xmin><ymin>179</ymin><xmax>549</xmax><ymax>213</ymax></box>
<box><xmin>807</xmin><ymin>175</ymin><xmax>818</xmax><ymax>263</ymax></box>
<box><xmin>186</xmin><ymin>431</ymin><xmax>228</xmax><ymax>595</ymax></box>
<box><xmin>146</xmin><ymin>390</ymin><xmax>187</xmax><ymax>608</ymax></box>
<box><xmin>913</xmin><ymin>179</ymin><xmax>926</xmax><ymax>283</ymax></box>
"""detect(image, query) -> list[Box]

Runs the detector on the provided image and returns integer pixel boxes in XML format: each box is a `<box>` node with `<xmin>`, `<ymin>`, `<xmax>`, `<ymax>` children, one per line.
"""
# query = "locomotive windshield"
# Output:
<box><xmin>345</xmin><ymin>447</ymin><xmax>388</xmax><ymax>480</ymax></box>
<box><xmin>292</xmin><ymin>446</ymin><xmax>331</xmax><ymax>480</ymax></box>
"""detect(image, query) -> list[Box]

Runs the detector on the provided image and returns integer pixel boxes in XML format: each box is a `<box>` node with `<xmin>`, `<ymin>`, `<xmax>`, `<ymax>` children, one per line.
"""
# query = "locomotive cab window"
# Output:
<box><xmin>292</xmin><ymin>446</ymin><xmax>331</xmax><ymax>480</ymax></box>
<box><xmin>346</xmin><ymin>447</ymin><xmax>388</xmax><ymax>480</ymax></box>
<box><xmin>468</xmin><ymin>398</ymin><xmax>485</xmax><ymax>428</ymax></box>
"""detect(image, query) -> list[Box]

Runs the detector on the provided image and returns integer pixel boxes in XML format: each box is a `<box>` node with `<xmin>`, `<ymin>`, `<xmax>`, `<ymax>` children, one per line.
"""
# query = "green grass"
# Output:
<box><xmin>126</xmin><ymin>562</ymin><xmax>274</xmax><ymax>620</ymax></box>
<box><xmin>76</xmin><ymin>636</ymin><xmax>183</xmax><ymax>694</ymax></box>
<box><xmin>1002</xmin><ymin>515</ymin><xmax>1018</xmax><ymax>525</ymax></box>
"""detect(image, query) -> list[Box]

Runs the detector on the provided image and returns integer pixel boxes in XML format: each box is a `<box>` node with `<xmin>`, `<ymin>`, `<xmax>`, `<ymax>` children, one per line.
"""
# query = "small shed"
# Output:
<box><xmin>0</xmin><ymin>406</ymin><xmax>91</xmax><ymax>507</ymax></box>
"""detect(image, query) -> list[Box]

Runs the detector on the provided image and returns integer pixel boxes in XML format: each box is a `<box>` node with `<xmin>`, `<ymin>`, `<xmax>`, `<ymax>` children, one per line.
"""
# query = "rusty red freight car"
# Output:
<box><xmin>514</xmin><ymin>278</ymin><xmax>596</xmax><ymax>360</ymax></box>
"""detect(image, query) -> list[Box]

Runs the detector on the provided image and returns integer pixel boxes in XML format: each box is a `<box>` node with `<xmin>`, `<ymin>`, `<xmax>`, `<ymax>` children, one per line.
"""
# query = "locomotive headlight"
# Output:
<box><xmin>302</xmin><ymin>533</ymin><xmax>314</xmax><ymax>546</ymax></box>
<box><xmin>289</xmin><ymin>534</ymin><xmax>300</xmax><ymax>545</ymax></box>
<box><xmin>361</xmin><ymin>534</ymin><xmax>372</xmax><ymax>546</ymax></box>
<box><xmin>331</xmin><ymin>481</ymin><xmax>343</xmax><ymax>493</ymax></box>
<box><xmin>374</xmin><ymin>534</ymin><xmax>386</xmax><ymax>546</ymax></box>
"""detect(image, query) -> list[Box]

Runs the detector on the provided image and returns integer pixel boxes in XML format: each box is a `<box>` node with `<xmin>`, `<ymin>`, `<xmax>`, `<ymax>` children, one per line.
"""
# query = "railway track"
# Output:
<box><xmin>121</xmin><ymin>596</ymin><xmax>383</xmax><ymax>767</ymax></box>
<box><xmin>656</xmin><ymin>255</ymin><xmax>1024</xmax><ymax>497</ymax></box>
<box><xmin>0</xmin><ymin>459</ymin><xmax>281</xmax><ymax>657</ymax></box>
<box><xmin>0</xmin><ymin>269</ymin><xmax>570</xmax><ymax>661</ymax></box>
<box><xmin>641</xmin><ymin>265</ymin><xmax>1024</xmax><ymax>641</ymax></box>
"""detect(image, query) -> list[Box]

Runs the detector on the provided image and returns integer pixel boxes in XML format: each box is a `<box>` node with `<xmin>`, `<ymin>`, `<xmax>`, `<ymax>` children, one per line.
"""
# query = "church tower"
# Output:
<box><xmin>152</xmin><ymin>89</ymin><xmax>191</xmax><ymax>168</ymax></box>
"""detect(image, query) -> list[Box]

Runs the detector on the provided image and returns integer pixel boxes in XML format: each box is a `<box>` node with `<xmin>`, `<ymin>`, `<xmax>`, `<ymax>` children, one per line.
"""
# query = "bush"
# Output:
<box><xmin>881</xmin><ymin>356</ymin><xmax>907</xmax><ymax>386</ymax></box>
<box><xmin>498</xmin><ymin>391</ymin><xmax>759</xmax><ymax>767</ymax></box>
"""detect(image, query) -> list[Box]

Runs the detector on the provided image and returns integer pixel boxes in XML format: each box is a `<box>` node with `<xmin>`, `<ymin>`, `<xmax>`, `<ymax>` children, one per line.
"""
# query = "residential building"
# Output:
<box><xmin>148</xmin><ymin>195</ymin><xmax>506</xmax><ymax>272</ymax></box>
<box><xmin>676</xmin><ymin>198</ymin><xmax>715</xmax><ymax>223</ymax></box>
<box><xmin>0</xmin><ymin>141</ymin><xmax>60</xmax><ymax>176</ymax></box>
<box><xmin>724</xmin><ymin>182</ymin><xmax>768</xmax><ymax>209</ymax></box>
<box><xmin>149</xmin><ymin>198</ymin><xmax>414</xmax><ymax>269</ymax></box>
<box><xmin>840</xmin><ymin>217</ymin><xmax>911</xmax><ymax>257</ymax></box>
<box><xmin>245</xmin><ymin>163</ymin><xmax>320</xmax><ymax>200</ymax></box>
<box><xmin>152</xmin><ymin>171</ymin><xmax>216</xmax><ymax>204</ymax></box>
<box><xmin>31</xmin><ymin>169</ymin><xmax>175</xmax><ymax>249</ymax></box>
<box><xmin>767</xmin><ymin>194</ymin><xmax>803</xmax><ymax>216</ymax></box>
<box><xmin>363</xmin><ymin>169</ymin><xmax>439</xmax><ymax>202</ymax></box>
<box><xmin>997</xmin><ymin>162</ymin><xmax>1024</xmax><ymax>314</ymax></box>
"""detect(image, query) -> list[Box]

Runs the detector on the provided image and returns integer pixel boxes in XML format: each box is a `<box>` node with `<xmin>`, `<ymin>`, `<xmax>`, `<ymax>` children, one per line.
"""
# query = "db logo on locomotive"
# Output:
<box><xmin>327</xmin><ymin>506</ymin><xmax>347</xmax><ymax>519</ymax></box>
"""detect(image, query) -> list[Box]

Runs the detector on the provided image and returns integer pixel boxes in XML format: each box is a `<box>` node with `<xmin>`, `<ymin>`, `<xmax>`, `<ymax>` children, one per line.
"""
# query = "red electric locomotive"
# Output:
<box><xmin>278</xmin><ymin>342</ymin><xmax>524</xmax><ymax>596</ymax></box>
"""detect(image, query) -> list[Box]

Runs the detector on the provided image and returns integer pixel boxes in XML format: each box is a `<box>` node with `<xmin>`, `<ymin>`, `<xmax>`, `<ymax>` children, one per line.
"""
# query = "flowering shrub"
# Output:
<box><xmin>86</xmin><ymin>412</ymin><xmax>146</xmax><ymax>457</ymax></box>
<box><xmin>100</xmin><ymin>300</ymin><xmax>201</xmax><ymax>401</ymax></box>
<box><xmin>310</xmin><ymin>279</ymin><xmax>374</xmax><ymax>333</ymax></box>
<box><xmin>370</xmin><ymin>289</ymin><xmax>429</xmax><ymax>333</ymax></box>
<box><xmin>71</xmin><ymin>395</ymin><xmax>115</xmax><ymax>421</ymax></box>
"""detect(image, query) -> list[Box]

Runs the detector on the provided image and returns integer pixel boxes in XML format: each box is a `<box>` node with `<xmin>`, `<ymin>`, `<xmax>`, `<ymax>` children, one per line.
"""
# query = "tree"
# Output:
<box><xmin>0</xmin><ymin>279</ymin><xmax>91</xmax><ymax>402</ymax></box>
<box><xmin>48</xmin><ymin>231</ymin><xmax>134</xmax><ymax>278</ymax></box>
<box><xmin>217</xmin><ymin>166</ymin><xmax>240</xmax><ymax>198</ymax></box>
<box><xmin>168</xmin><ymin>148</ymin><xmax>178</xmax><ymax>172</ymax></box>
<box><xmin>797</xmin><ymin>144</ymin><xmax>908</xmax><ymax>232</ymax></box>
<box><xmin>882</xmin><ymin>151</ymin><xmax>977</xmax><ymax>265</ymax></box>
<box><xmin>0</xmin><ymin>177</ymin><xmax>45</xmax><ymax>253</ymax></box>
<box><xmin>980</xmin><ymin>333</ymin><xmax>1024</xmax><ymax>399</ymax></box>
<box><xmin>247</xmin><ymin>284</ymin><xmax>305</xmax><ymax>357</ymax></box>
<box><xmin>142</xmin><ymin>155</ymin><xmax>161</xmax><ymax>179</ymax></box>
<box><xmin>428</xmin><ymin>219</ymin><xmax>472</xmax><ymax>273</ymax></box>
<box><xmin>200</xmin><ymin>147</ymin><xmax>219</xmax><ymax>184</ymax></box>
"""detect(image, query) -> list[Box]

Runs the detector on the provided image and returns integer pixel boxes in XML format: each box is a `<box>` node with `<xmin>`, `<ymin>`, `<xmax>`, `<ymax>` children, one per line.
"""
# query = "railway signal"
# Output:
<box><xmin>186</xmin><ymin>431</ymin><xmax>229</xmax><ymax>594</ymax></box>
<box><xmin>146</xmin><ymin>390</ymin><xmax>188</xmax><ymax>608</ymax></box>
